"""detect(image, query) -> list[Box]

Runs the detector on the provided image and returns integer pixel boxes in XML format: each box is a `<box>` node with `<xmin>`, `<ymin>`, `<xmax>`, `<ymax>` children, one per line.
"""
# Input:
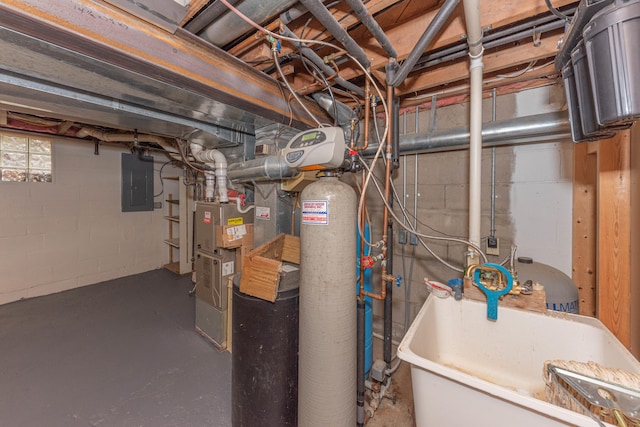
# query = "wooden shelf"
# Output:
<box><xmin>162</xmin><ymin>187</ymin><xmax>193</xmax><ymax>275</ymax></box>
<box><xmin>164</xmin><ymin>238</ymin><xmax>180</xmax><ymax>248</ymax></box>
<box><xmin>162</xmin><ymin>261</ymin><xmax>181</xmax><ymax>275</ymax></box>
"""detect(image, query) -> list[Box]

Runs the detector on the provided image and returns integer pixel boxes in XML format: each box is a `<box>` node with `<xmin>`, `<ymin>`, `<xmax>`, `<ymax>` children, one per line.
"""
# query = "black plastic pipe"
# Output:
<box><xmin>280</xmin><ymin>25</ymin><xmax>365</xmax><ymax>97</ymax></box>
<box><xmin>391</xmin><ymin>88</ymin><xmax>400</xmax><ymax>170</ymax></box>
<box><xmin>298</xmin><ymin>0</ymin><xmax>371</xmax><ymax>68</ymax></box>
<box><xmin>414</xmin><ymin>19</ymin><xmax>566</xmax><ymax>71</ymax></box>
<box><xmin>388</xmin><ymin>0</ymin><xmax>460</xmax><ymax>87</ymax></box>
<box><xmin>344</xmin><ymin>0</ymin><xmax>397</xmax><ymax>59</ymax></box>
<box><xmin>384</xmin><ymin>216</ymin><xmax>393</xmax><ymax>366</ymax></box>
<box><xmin>357</xmin><ymin>298</ymin><xmax>366</xmax><ymax>427</ymax></box>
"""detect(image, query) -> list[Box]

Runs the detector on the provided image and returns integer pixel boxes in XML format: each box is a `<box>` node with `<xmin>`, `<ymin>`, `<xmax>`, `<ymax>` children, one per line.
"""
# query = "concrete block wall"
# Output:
<box><xmin>0</xmin><ymin>138</ymin><xmax>178</xmax><ymax>305</ymax></box>
<box><xmin>366</xmin><ymin>84</ymin><xmax>574</xmax><ymax>340</ymax></box>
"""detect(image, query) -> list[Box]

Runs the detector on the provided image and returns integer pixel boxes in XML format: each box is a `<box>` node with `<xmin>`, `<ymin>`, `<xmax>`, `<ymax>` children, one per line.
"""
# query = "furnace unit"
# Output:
<box><xmin>194</xmin><ymin>202</ymin><xmax>253</xmax><ymax>348</ymax></box>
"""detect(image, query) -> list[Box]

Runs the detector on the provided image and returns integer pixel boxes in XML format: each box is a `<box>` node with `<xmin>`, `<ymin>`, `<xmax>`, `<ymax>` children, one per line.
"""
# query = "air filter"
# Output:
<box><xmin>584</xmin><ymin>0</ymin><xmax>640</xmax><ymax>125</ymax></box>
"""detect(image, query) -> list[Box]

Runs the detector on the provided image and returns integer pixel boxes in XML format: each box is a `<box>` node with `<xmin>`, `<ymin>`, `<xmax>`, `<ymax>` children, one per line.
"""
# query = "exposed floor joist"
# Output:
<box><xmin>0</xmin><ymin>0</ymin><xmax>329</xmax><ymax>133</ymax></box>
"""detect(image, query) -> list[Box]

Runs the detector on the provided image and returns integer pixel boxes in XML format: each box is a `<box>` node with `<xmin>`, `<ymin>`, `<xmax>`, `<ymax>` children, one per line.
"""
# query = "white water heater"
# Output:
<box><xmin>516</xmin><ymin>257</ymin><xmax>579</xmax><ymax>314</ymax></box>
<box><xmin>298</xmin><ymin>175</ymin><xmax>357</xmax><ymax>427</ymax></box>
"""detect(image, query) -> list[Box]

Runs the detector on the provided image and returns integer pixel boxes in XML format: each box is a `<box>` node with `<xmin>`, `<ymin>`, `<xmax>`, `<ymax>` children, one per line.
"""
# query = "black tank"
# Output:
<box><xmin>231</xmin><ymin>272</ymin><xmax>299</xmax><ymax>427</ymax></box>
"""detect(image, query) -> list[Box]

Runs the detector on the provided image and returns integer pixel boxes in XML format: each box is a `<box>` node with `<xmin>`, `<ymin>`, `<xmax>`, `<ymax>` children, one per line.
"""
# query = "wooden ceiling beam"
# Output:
<box><xmin>233</xmin><ymin>0</ymin><xmax>422</xmax><ymax>64</ymax></box>
<box><xmin>396</xmin><ymin>31</ymin><xmax>561</xmax><ymax>96</ymax></box>
<box><xmin>180</xmin><ymin>0</ymin><xmax>210</xmax><ymax>26</ymax></box>
<box><xmin>399</xmin><ymin>63</ymin><xmax>560</xmax><ymax>108</ymax></box>
<box><xmin>302</xmin><ymin>0</ymin><xmax>575</xmax><ymax>86</ymax></box>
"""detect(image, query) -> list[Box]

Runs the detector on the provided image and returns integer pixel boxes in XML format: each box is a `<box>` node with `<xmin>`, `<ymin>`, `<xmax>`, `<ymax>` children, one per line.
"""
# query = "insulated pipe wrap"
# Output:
<box><xmin>299</xmin><ymin>176</ymin><xmax>357</xmax><ymax>427</ymax></box>
<box><xmin>298</xmin><ymin>0</ymin><xmax>371</xmax><ymax>68</ymax></box>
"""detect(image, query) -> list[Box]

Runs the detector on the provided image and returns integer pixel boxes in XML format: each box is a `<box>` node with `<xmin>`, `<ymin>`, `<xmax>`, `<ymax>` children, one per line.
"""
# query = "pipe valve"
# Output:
<box><xmin>361</xmin><ymin>256</ymin><xmax>374</xmax><ymax>269</ymax></box>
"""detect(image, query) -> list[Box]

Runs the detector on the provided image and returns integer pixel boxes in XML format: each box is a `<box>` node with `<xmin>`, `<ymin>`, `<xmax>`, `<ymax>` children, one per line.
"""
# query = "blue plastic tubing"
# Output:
<box><xmin>356</xmin><ymin>224</ymin><xmax>373</xmax><ymax>377</ymax></box>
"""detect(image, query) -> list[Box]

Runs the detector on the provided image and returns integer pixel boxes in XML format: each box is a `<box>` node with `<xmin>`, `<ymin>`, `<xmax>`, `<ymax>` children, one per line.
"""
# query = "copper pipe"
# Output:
<box><xmin>358</xmin><ymin>172</ymin><xmax>366</xmax><ymax>301</ymax></box>
<box><xmin>361</xmin><ymin>84</ymin><xmax>394</xmax><ymax>301</ymax></box>
<box><xmin>352</xmin><ymin>76</ymin><xmax>371</xmax><ymax>151</ymax></box>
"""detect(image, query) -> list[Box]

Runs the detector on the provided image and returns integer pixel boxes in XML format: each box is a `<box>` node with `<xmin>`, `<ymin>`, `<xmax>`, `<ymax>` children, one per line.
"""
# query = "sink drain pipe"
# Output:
<box><xmin>463</xmin><ymin>0</ymin><xmax>484</xmax><ymax>265</ymax></box>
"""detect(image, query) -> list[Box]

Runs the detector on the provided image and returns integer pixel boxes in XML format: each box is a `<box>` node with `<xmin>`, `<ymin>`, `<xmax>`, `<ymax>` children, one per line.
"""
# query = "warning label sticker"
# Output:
<box><xmin>302</xmin><ymin>200</ymin><xmax>328</xmax><ymax>225</ymax></box>
<box><xmin>203</xmin><ymin>211</ymin><xmax>212</xmax><ymax>224</ymax></box>
<box><xmin>227</xmin><ymin>217</ymin><xmax>243</xmax><ymax>225</ymax></box>
<box><xmin>222</xmin><ymin>261</ymin><xmax>234</xmax><ymax>276</ymax></box>
<box><xmin>255</xmin><ymin>206</ymin><xmax>271</xmax><ymax>221</ymax></box>
<box><xmin>225</xmin><ymin>224</ymin><xmax>247</xmax><ymax>241</ymax></box>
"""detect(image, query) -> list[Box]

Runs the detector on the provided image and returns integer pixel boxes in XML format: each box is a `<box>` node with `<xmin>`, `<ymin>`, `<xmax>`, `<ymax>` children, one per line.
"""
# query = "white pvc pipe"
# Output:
<box><xmin>76</xmin><ymin>127</ymin><xmax>179</xmax><ymax>154</ymax></box>
<box><xmin>205</xmin><ymin>169</ymin><xmax>216</xmax><ymax>201</ymax></box>
<box><xmin>230</xmin><ymin>197</ymin><xmax>255</xmax><ymax>214</ymax></box>
<box><xmin>190</xmin><ymin>144</ymin><xmax>229</xmax><ymax>203</ymax></box>
<box><xmin>463</xmin><ymin>0</ymin><xmax>484</xmax><ymax>251</ymax></box>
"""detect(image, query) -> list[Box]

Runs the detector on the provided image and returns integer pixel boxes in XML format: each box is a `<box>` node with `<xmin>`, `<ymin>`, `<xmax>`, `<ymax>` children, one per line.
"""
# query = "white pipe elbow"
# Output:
<box><xmin>190</xmin><ymin>145</ymin><xmax>229</xmax><ymax>203</ymax></box>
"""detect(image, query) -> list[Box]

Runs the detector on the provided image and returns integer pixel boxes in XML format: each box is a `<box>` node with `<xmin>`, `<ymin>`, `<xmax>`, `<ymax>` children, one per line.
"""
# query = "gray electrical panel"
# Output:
<box><xmin>194</xmin><ymin>202</ymin><xmax>254</xmax><ymax>348</ymax></box>
<box><xmin>121</xmin><ymin>153</ymin><xmax>154</xmax><ymax>212</ymax></box>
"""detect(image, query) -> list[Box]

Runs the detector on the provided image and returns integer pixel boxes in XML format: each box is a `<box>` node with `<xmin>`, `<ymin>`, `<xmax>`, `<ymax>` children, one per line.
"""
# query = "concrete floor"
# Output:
<box><xmin>0</xmin><ymin>269</ymin><xmax>415</xmax><ymax>427</ymax></box>
<box><xmin>0</xmin><ymin>269</ymin><xmax>231</xmax><ymax>427</ymax></box>
<box><xmin>365</xmin><ymin>342</ymin><xmax>416</xmax><ymax>427</ymax></box>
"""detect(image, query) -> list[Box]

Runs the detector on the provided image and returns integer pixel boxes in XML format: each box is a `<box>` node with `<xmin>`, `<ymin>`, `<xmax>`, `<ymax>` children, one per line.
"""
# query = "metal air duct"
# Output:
<box><xmin>227</xmin><ymin>155</ymin><xmax>295</xmax><ymax>182</ymax></box>
<box><xmin>198</xmin><ymin>0</ymin><xmax>298</xmax><ymax>47</ymax></box>
<box><xmin>361</xmin><ymin>111</ymin><xmax>571</xmax><ymax>156</ymax></box>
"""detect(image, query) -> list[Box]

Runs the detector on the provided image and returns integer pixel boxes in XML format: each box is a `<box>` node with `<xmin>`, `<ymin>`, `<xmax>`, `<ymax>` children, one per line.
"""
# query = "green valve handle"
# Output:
<box><xmin>473</xmin><ymin>263</ymin><xmax>513</xmax><ymax>321</ymax></box>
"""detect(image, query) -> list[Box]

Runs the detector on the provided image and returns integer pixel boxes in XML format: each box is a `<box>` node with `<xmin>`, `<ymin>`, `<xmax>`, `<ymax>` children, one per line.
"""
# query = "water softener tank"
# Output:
<box><xmin>516</xmin><ymin>257</ymin><xmax>579</xmax><ymax>314</ymax></box>
<box><xmin>299</xmin><ymin>174</ymin><xmax>357</xmax><ymax>427</ymax></box>
<box><xmin>232</xmin><ymin>273</ymin><xmax>299</xmax><ymax>427</ymax></box>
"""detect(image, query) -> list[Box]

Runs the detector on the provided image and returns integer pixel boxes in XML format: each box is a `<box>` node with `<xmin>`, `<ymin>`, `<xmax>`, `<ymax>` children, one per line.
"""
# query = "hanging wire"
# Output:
<box><xmin>545</xmin><ymin>0</ymin><xmax>570</xmax><ymax>22</ymax></box>
<box><xmin>358</xmin><ymin>153</ymin><xmax>488</xmax><ymax>268</ymax></box>
<box><xmin>175</xmin><ymin>138</ymin><xmax>207</xmax><ymax>174</ymax></box>
<box><xmin>356</xmin><ymin>93</ymin><xmax>390</xmax><ymax>248</ymax></box>
<box><xmin>272</xmin><ymin>48</ymin><xmax>325</xmax><ymax>128</ymax></box>
<box><xmin>153</xmin><ymin>160</ymin><xmax>172</xmax><ymax>197</ymax></box>
<box><xmin>295</xmin><ymin>54</ymin><xmax>338</xmax><ymax>126</ymax></box>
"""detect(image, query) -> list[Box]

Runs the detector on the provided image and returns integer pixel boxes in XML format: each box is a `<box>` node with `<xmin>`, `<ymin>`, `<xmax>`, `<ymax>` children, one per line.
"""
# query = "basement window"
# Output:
<box><xmin>0</xmin><ymin>134</ymin><xmax>52</xmax><ymax>182</ymax></box>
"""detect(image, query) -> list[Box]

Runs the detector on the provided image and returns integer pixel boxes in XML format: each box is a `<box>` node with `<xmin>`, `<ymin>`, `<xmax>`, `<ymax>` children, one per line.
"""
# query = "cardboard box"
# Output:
<box><xmin>240</xmin><ymin>233</ymin><xmax>300</xmax><ymax>302</ymax></box>
<box><xmin>215</xmin><ymin>223</ymin><xmax>254</xmax><ymax>249</ymax></box>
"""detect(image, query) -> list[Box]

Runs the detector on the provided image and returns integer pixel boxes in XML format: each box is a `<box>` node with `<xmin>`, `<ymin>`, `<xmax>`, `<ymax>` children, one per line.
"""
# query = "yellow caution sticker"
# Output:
<box><xmin>227</xmin><ymin>217</ymin><xmax>243</xmax><ymax>225</ymax></box>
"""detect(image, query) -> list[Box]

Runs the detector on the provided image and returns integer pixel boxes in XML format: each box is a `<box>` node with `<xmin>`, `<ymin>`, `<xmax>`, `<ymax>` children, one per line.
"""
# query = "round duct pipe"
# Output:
<box><xmin>227</xmin><ymin>155</ymin><xmax>295</xmax><ymax>182</ymax></box>
<box><xmin>299</xmin><ymin>175</ymin><xmax>357</xmax><ymax>427</ymax></box>
<box><xmin>361</xmin><ymin>111</ymin><xmax>571</xmax><ymax>157</ymax></box>
<box><xmin>199</xmin><ymin>0</ymin><xmax>298</xmax><ymax>47</ymax></box>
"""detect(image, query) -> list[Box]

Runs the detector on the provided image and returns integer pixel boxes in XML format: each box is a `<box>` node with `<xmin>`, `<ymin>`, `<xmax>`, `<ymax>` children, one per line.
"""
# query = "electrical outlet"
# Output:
<box><xmin>398</xmin><ymin>230</ymin><xmax>407</xmax><ymax>245</ymax></box>
<box><xmin>254</xmin><ymin>144</ymin><xmax>270</xmax><ymax>156</ymax></box>
<box><xmin>153</xmin><ymin>201</ymin><xmax>162</xmax><ymax>209</ymax></box>
<box><xmin>486</xmin><ymin>236</ymin><xmax>500</xmax><ymax>256</ymax></box>
<box><xmin>409</xmin><ymin>233</ymin><xmax>418</xmax><ymax>246</ymax></box>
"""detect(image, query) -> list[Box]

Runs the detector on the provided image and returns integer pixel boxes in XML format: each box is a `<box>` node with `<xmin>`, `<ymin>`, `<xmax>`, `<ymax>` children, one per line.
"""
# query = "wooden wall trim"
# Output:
<box><xmin>597</xmin><ymin>130</ymin><xmax>632</xmax><ymax>348</ymax></box>
<box><xmin>572</xmin><ymin>142</ymin><xmax>597</xmax><ymax>316</ymax></box>
<box><xmin>630</xmin><ymin>125</ymin><xmax>640</xmax><ymax>358</ymax></box>
<box><xmin>573</xmin><ymin>128</ymin><xmax>639</xmax><ymax>357</ymax></box>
